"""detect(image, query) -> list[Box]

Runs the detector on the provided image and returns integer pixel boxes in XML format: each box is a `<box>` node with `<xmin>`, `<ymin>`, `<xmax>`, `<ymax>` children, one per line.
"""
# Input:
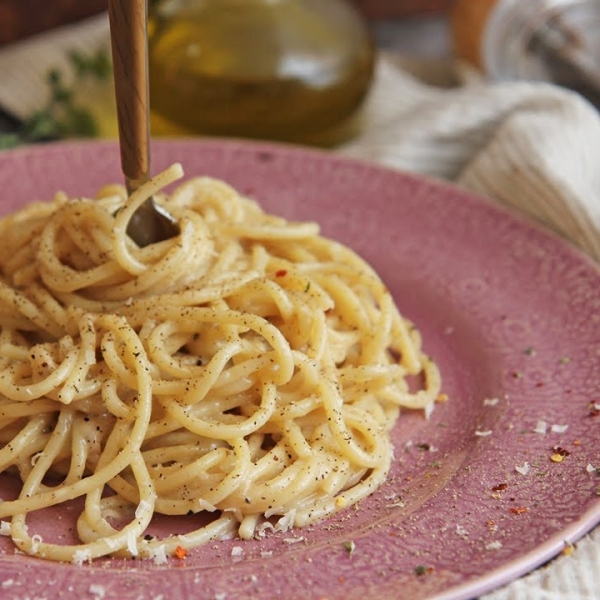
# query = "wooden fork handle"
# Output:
<box><xmin>108</xmin><ymin>0</ymin><xmax>150</xmax><ymax>193</ymax></box>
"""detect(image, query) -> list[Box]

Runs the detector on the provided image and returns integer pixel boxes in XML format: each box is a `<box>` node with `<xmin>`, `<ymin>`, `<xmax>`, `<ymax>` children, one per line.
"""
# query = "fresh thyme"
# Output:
<box><xmin>0</xmin><ymin>48</ymin><xmax>111</xmax><ymax>149</ymax></box>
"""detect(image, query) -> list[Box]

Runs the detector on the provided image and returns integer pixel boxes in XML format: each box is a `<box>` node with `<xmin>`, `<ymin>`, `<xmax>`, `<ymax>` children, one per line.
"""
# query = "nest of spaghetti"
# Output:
<box><xmin>0</xmin><ymin>164</ymin><xmax>440</xmax><ymax>563</ymax></box>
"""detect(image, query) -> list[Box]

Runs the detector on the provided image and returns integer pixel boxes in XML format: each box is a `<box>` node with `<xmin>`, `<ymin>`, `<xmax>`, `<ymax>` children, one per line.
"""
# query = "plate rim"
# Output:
<box><xmin>0</xmin><ymin>137</ymin><xmax>598</xmax><ymax>600</ymax></box>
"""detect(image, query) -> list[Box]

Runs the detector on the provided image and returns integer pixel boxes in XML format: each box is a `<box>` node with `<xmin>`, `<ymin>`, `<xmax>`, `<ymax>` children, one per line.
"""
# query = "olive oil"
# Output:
<box><xmin>148</xmin><ymin>0</ymin><xmax>375</xmax><ymax>145</ymax></box>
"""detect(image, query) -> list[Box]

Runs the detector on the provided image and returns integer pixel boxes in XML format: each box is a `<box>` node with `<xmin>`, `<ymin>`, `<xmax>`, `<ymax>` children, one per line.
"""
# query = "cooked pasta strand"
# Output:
<box><xmin>0</xmin><ymin>167</ymin><xmax>441</xmax><ymax>563</ymax></box>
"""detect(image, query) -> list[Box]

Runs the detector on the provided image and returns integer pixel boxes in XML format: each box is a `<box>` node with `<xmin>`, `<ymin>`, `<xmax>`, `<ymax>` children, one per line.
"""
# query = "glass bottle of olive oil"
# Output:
<box><xmin>147</xmin><ymin>0</ymin><xmax>375</xmax><ymax>145</ymax></box>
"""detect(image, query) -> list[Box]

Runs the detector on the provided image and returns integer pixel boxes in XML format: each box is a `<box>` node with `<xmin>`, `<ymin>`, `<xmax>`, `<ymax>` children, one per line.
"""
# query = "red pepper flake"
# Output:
<box><xmin>414</xmin><ymin>565</ymin><xmax>434</xmax><ymax>576</ymax></box>
<box><xmin>588</xmin><ymin>402</ymin><xmax>600</xmax><ymax>417</ymax></box>
<box><xmin>275</xmin><ymin>269</ymin><xmax>287</xmax><ymax>277</ymax></box>
<box><xmin>535</xmin><ymin>382</ymin><xmax>545</xmax><ymax>388</ymax></box>
<box><xmin>510</xmin><ymin>507</ymin><xmax>529</xmax><ymax>515</ymax></box>
<box><xmin>491</xmin><ymin>483</ymin><xmax>508</xmax><ymax>492</ymax></box>
<box><xmin>550</xmin><ymin>446</ymin><xmax>570</xmax><ymax>463</ymax></box>
<box><xmin>174</xmin><ymin>546</ymin><xmax>188</xmax><ymax>560</ymax></box>
<box><xmin>561</xmin><ymin>542</ymin><xmax>576</xmax><ymax>556</ymax></box>
<box><xmin>485</xmin><ymin>519</ymin><xmax>498</xmax><ymax>533</ymax></box>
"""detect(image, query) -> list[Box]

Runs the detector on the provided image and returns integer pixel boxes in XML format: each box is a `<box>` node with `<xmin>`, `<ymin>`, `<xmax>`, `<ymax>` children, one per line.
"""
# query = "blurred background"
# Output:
<box><xmin>0</xmin><ymin>0</ymin><xmax>458</xmax><ymax>146</ymax></box>
<box><xmin>0</xmin><ymin>1</ymin><xmax>453</xmax><ymax>45</ymax></box>
<box><xmin>0</xmin><ymin>0</ymin><xmax>598</xmax><ymax>148</ymax></box>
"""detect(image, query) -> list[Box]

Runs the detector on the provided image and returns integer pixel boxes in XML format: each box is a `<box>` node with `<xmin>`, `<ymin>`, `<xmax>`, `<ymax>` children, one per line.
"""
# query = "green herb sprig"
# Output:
<box><xmin>0</xmin><ymin>48</ymin><xmax>112</xmax><ymax>149</ymax></box>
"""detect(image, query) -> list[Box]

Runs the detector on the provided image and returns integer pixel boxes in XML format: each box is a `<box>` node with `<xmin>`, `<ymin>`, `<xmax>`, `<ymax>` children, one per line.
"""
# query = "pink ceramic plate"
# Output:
<box><xmin>0</xmin><ymin>139</ymin><xmax>598</xmax><ymax>600</ymax></box>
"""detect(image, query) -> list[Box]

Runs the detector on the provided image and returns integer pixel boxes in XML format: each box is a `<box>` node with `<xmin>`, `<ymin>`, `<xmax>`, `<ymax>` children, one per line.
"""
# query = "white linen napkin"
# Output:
<box><xmin>342</xmin><ymin>57</ymin><xmax>600</xmax><ymax>262</ymax></box>
<box><xmin>0</xmin><ymin>14</ymin><xmax>598</xmax><ymax>600</ymax></box>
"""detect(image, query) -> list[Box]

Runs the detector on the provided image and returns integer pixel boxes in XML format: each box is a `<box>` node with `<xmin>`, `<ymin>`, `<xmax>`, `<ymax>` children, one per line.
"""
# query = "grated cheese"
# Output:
<box><xmin>150</xmin><ymin>544</ymin><xmax>168</xmax><ymax>565</ymax></box>
<box><xmin>455</xmin><ymin>525</ymin><xmax>468</xmax><ymax>538</ymax></box>
<box><xmin>424</xmin><ymin>401</ymin><xmax>435</xmax><ymax>420</ymax></box>
<box><xmin>283</xmin><ymin>536</ymin><xmax>305</xmax><ymax>544</ymax></box>
<box><xmin>197</xmin><ymin>498</ymin><xmax>218</xmax><ymax>512</ymax></box>
<box><xmin>0</xmin><ymin>521</ymin><xmax>11</xmax><ymax>536</ymax></box>
<box><xmin>126</xmin><ymin>530</ymin><xmax>138</xmax><ymax>557</ymax></box>
<box><xmin>485</xmin><ymin>541</ymin><xmax>503</xmax><ymax>551</ymax></box>
<box><xmin>275</xmin><ymin>509</ymin><xmax>296</xmax><ymax>532</ymax></box>
<box><xmin>30</xmin><ymin>534</ymin><xmax>43</xmax><ymax>553</ymax></box>
<box><xmin>89</xmin><ymin>583</ymin><xmax>106</xmax><ymax>599</ymax></box>
<box><xmin>72</xmin><ymin>549</ymin><xmax>91</xmax><ymax>565</ymax></box>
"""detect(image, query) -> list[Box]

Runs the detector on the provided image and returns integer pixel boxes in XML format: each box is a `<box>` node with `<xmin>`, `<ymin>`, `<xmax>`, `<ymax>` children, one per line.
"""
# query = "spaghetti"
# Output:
<box><xmin>0</xmin><ymin>164</ymin><xmax>440</xmax><ymax>563</ymax></box>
